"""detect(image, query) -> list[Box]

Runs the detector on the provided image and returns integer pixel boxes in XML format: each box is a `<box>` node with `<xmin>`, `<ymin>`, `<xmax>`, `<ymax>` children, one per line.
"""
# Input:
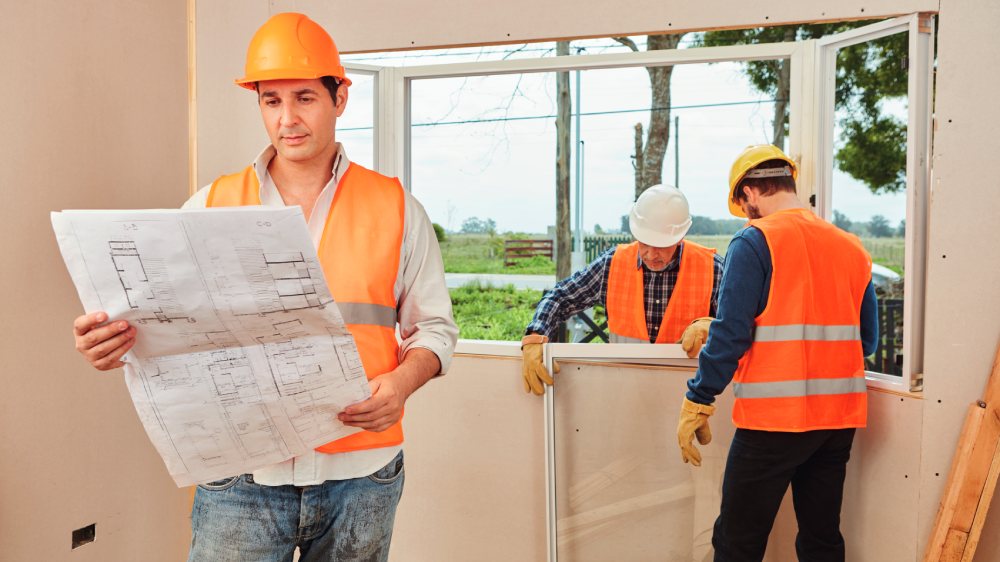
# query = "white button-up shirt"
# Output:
<box><xmin>183</xmin><ymin>144</ymin><xmax>457</xmax><ymax>484</ymax></box>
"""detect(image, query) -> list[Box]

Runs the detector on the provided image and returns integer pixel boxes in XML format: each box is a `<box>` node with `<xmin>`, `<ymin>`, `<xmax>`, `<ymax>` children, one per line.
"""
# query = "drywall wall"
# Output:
<box><xmin>0</xmin><ymin>0</ymin><xmax>192</xmax><ymax>559</ymax></box>
<box><xmin>918</xmin><ymin>0</ymin><xmax>1000</xmax><ymax>558</ymax></box>
<box><xmin>391</xmin><ymin>357</ymin><xmax>925</xmax><ymax>560</ymax></box>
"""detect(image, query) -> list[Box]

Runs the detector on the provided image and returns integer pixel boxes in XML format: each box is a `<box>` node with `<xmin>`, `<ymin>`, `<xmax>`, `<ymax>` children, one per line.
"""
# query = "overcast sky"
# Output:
<box><xmin>340</xmin><ymin>39</ymin><xmax>908</xmax><ymax>234</ymax></box>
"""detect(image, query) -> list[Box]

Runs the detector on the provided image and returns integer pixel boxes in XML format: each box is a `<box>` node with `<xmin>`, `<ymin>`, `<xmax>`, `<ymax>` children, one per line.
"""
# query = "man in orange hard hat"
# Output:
<box><xmin>70</xmin><ymin>13</ymin><xmax>457</xmax><ymax>560</ymax></box>
<box><xmin>521</xmin><ymin>184</ymin><xmax>724</xmax><ymax>395</ymax></box>
<box><xmin>678</xmin><ymin>145</ymin><xmax>879</xmax><ymax>561</ymax></box>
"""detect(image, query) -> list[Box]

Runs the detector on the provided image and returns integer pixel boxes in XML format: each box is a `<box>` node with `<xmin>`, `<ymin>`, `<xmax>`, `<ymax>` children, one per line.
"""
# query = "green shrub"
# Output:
<box><xmin>432</xmin><ymin>223</ymin><xmax>447</xmax><ymax>243</ymax></box>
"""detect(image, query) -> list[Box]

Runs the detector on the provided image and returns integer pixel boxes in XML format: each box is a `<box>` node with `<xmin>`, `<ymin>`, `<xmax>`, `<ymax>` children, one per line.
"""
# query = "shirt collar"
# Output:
<box><xmin>251</xmin><ymin>143</ymin><xmax>351</xmax><ymax>202</ymax></box>
<box><xmin>636</xmin><ymin>241</ymin><xmax>684</xmax><ymax>272</ymax></box>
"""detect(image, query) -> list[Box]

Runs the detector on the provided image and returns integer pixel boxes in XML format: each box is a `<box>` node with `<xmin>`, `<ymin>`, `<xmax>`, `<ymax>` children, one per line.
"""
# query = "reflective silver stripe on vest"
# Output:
<box><xmin>609</xmin><ymin>333</ymin><xmax>650</xmax><ymax>344</ymax></box>
<box><xmin>338</xmin><ymin>302</ymin><xmax>397</xmax><ymax>328</ymax></box>
<box><xmin>754</xmin><ymin>324</ymin><xmax>860</xmax><ymax>343</ymax></box>
<box><xmin>733</xmin><ymin>377</ymin><xmax>867</xmax><ymax>399</ymax></box>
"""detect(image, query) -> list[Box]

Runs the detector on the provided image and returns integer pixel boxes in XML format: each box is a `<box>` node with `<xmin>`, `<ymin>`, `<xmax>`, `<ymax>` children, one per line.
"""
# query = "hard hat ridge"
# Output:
<box><xmin>235</xmin><ymin>12</ymin><xmax>352</xmax><ymax>90</ymax></box>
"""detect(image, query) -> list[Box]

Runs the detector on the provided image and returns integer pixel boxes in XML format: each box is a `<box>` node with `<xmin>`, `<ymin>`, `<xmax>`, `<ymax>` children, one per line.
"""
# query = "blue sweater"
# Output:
<box><xmin>686</xmin><ymin>226</ymin><xmax>879</xmax><ymax>405</ymax></box>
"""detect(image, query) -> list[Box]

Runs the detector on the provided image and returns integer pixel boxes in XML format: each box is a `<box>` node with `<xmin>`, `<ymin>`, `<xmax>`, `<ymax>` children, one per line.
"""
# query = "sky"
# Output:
<box><xmin>338</xmin><ymin>37</ymin><xmax>909</xmax><ymax>234</ymax></box>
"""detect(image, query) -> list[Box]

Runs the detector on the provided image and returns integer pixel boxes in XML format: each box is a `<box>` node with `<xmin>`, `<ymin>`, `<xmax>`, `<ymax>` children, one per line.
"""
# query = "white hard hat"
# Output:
<box><xmin>628</xmin><ymin>184</ymin><xmax>692</xmax><ymax>248</ymax></box>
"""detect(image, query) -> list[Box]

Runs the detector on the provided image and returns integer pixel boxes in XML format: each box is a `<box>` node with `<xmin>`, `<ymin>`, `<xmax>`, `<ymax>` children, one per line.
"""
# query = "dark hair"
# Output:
<box><xmin>254</xmin><ymin>76</ymin><xmax>342</xmax><ymax>103</ymax></box>
<box><xmin>732</xmin><ymin>158</ymin><xmax>797</xmax><ymax>206</ymax></box>
<box><xmin>319</xmin><ymin>76</ymin><xmax>341</xmax><ymax>103</ymax></box>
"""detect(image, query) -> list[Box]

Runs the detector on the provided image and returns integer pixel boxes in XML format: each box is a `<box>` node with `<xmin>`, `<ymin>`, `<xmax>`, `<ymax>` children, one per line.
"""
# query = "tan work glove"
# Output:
<box><xmin>521</xmin><ymin>334</ymin><xmax>559</xmax><ymax>395</ymax></box>
<box><xmin>679</xmin><ymin>317</ymin><xmax>714</xmax><ymax>359</ymax></box>
<box><xmin>677</xmin><ymin>397</ymin><xmax>716</xmax><ymax>467</ymax></box>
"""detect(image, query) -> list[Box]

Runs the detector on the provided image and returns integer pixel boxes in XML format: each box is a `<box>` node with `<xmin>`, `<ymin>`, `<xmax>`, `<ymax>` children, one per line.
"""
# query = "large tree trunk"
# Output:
<box><xmin>772</xmin><ymin>27</ymin><xmax>796</xmax><ymax>147</ymax></box>
<box><xmin>555</xmin><ymin>41</ymin><xmax>572</xmax><ymax>281</ymax></box>
<box><xmin>635</xmin><ymin>34</ymin><xmax>682</xmax><ymax>199</ymax></box>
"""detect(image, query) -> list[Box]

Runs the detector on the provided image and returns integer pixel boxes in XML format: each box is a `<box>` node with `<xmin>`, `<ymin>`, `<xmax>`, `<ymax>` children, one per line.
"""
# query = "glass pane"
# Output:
<box><xmin>339</xmin><ymin>71</ymin><xmax>375</xmax><ymax>170</ymax></box>
<box><xmin>554</xmin><ymin>362</ymin><xmax>726</xmax><ymax>560</ymax></box>
<box><xmin>829</xmin><ymin>32</ymin><xmax>908</xmax><ymax>376</ymax></box>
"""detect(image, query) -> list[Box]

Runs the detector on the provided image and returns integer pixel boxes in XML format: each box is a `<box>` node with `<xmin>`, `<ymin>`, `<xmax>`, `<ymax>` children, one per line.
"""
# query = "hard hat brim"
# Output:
<box><xmin>629</xmin><ymin>213</ymin><xmax>691</xmax><ymax>248</ymax></box>
<box><xmin>234</xmin><ymin>69</ymin><xmax>353</xmax><ymax>90</ymax></box>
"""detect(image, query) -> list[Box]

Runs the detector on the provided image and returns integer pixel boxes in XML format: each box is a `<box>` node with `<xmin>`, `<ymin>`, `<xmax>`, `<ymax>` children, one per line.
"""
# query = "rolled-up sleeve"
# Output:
<box><xmin>396</xmin><ymin>194</ymin><xmax>459</xmax><ymax>374</ymax></box>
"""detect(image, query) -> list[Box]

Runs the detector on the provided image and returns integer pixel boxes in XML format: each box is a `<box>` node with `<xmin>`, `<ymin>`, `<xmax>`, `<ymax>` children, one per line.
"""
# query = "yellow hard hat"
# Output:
<box><xmin>727</xmin><ymin>144</ymin><xmax>797</xmax><ymax>218</ymax></box>
<box><xmin>235</xmin><ymin>13</ymin><xmax>352</xmax><ymax>90</ymax></box>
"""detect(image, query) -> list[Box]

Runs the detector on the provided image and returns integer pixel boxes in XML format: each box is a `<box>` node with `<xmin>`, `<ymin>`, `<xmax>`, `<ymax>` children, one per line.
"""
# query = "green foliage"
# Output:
<box><xmin>700</xmin><ymin>22</ymin><xmax>910</xmax><ymax>194</ymax></box>
<box><xmin>833</xmin><ymin>210</ymin><xmax>853</xmax><ymax>231</ymax></box>
<box><xmin>460</xmin><ymin>216</ymin><xmax>497</xmax><ymax>235</ymax></box>
<box><xmin>449</xmin><ymin>282</ymin><xmax>542</xmax><ymax>341</ymax></box>
<box><xmin>688</xmin><ymin>215</ymin><xmax>747</xmax><ymax>236</ymax></box>
<box><xmin>440</xmin><ymin>233</ymin><xmax>556</xmax><ymax>274</ymax></box>
<box><xmin>867</xmin><ymin>215</ymin><xmax>893</xmax><ymax>238</ymax></box>
<box><xmin>432</xmin><ymin>222</ymin><xmax>447</xmax><ymax>243</ymax></box>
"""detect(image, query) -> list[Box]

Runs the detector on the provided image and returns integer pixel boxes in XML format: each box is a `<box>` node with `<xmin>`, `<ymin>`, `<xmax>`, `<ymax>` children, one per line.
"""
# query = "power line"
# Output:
<box><xmin>337</xmin><ymin>98</ymin><xmax>783</xmax><ymax>131</ymax></box>
<box><xmin>342</xmin><ymin>38</ymin><xmax>702</xmax><ymax>63</ymax></box>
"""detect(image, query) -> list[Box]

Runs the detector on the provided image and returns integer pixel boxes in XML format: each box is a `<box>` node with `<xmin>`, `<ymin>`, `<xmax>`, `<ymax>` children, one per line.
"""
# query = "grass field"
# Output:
<box><xmin>440</xmin><ymin>234</ymin><xmax>556</xmax><ymax>275</ymax></box>
<box><xmin>449</xmin><ymin>282</ymin><xmax>543</xmax><ymax>340</ymax></box>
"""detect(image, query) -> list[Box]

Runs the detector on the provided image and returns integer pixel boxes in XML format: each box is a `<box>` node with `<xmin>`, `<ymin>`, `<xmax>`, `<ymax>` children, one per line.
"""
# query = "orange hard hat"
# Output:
<box><xmin>235</xmin><ymin>13</ymin><xmax>352</xmax><ymax>90</ymax></box>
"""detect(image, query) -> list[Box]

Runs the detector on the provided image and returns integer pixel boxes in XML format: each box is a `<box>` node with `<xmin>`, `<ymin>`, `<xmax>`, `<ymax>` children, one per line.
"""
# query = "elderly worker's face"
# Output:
<box><xmin>638</xmin><ymin>242</ymin><xmax>679</xmax><ymax>272</ymax></box>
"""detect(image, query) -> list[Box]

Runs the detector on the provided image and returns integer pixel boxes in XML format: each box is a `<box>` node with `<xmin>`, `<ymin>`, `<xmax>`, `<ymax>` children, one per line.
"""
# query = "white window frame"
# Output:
<box><xmin>814</xmin><ymin>14</ymin><xmax>935</xmax><ymax>393</ymax></box>
<box><xmin>346</xmin><ymin>28</ymin><xmax>934</xmax><ymax>556</ymax></box>
<box><xmin>352</xmin><ymin>42</ymin><xmax>812</xmax><ymax>562</ymax></box>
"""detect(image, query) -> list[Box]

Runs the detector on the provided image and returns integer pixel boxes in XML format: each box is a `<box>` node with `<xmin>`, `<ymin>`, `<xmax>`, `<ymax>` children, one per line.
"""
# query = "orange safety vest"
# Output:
<box><xmin>732</xmin><ymin>208</ymin><xmax>872</xmax><ymax>432</ymax></box>
<box><xmin>606</xmin><ymin>241</ymin><xmax>716</xmax><ymax>343</ymax></box>
<box><xmin>207</xmin><ymin>162</ymin><xmax>406</xmax><ymax>454</ymax></box>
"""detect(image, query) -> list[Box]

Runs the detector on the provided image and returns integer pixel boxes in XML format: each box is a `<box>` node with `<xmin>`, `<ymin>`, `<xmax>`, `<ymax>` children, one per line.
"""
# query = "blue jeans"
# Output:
<box><xmin>189</xmin><ymin>451</ymin><xmax>405</xmax><ymax>562</ymax></box>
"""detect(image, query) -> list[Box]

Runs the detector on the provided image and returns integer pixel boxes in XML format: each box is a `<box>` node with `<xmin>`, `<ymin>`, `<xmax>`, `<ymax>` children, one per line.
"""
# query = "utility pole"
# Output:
<box><xmin>674</xmin><ymin>115</ymin><xmax>680</xmax><ymax>188</ymax></box>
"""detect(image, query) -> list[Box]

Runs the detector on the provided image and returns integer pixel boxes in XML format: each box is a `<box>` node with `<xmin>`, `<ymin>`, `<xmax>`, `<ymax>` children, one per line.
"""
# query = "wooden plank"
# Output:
<box><xmin>942</xmin><ymin>529</ymin><xmax>968</xmax><ymax>562</ymax></box>
<box><xmin>961</xmin><ymin>439</ymin><xmax>1000</xmax><ymax>562</ymax></box>
<box><xmin>953</xmin><ymin>407</ymin><xmax>1000</xmax><ymax>532</ymax></box>
<box><xmin>980</xmin><ymin>344</ymin><xmax>1000</xmax><ymax>413</ymax></box>
<box><xmin>924</xmin><ymin>404</ymin><xmax>987</xmax><ymax>561</ymax></box>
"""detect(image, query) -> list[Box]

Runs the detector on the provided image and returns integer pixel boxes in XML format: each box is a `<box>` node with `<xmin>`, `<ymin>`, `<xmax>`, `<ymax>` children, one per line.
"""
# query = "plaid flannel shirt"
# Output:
<box><xmin>526</xmin><ymin>242</ymin><xmax>724</xmax><ymax>342</ymax></box>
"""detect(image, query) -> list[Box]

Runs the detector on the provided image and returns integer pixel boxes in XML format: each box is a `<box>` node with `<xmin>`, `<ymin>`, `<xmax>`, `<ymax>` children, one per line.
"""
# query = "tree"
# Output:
<box><xmin>833</xmin><ymin>210</ymin><xmax>853</xmax><ymax>232</ymax></box>
<box><xmin>895</xmin><ymin>219</ymin><xmax>906</xmax><ymax>237</ymax></box>
<box><xmin>868</xmin><ymin>214</ymin><xmax>892</xmax><ymax>238</ymax></box>
<box><xmin>460</xmin><ymin>217</ymin><xmax>497</xmax><ymax>235</ymax></box>
<box><xmin>555</xmin><ymin>41</ymin><xmax>572</xmax><ymax>280</ymax></box>
<box><xmin>594</xmin><ymin>223</ymin><xmax>604</xmax><ymax>234</ymax></box>
<box><xmin>701</xmin><ymin>22</ymin><xmax>908</xmax><ymax>194</ymax></box>
<box><xmin>613</xmin><ymin>34</ymin><xmax>686</xmax><ymax>199</ymax></box>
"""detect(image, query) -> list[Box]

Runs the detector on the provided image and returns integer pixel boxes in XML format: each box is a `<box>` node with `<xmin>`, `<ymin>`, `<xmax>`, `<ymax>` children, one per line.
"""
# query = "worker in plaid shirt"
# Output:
<box><xmin>520</xmin><ymin>185</ymin><xmax>724</xmax><ymax>395</ymax></box>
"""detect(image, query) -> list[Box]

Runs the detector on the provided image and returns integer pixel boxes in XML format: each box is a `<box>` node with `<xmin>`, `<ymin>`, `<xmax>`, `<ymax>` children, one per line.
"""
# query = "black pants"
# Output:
<box><xmin>712</xmin><ymin>428</ymin><xmax>857</xmax><ymax>562</ymax></box>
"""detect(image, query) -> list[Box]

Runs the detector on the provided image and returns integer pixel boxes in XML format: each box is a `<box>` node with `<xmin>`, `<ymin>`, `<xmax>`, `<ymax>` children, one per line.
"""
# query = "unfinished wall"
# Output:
<box><xmin>393</xmin><ymin>356</ymin><xmax>926</xmax><ymax>560</ymax></box>
<box><xmin>918</xmin><ymin>0</ymin><xmax>1000</xmax><ymax>557</ymax></box>
<box><xmin>0</xmin><ymin>1</ymin><xmax>192</xmax><ymax>560</ymax></box>
<box><xmin>390</xmin><ymin>354</ymin><xmax>547</xmax><ymax>561</ymax></box>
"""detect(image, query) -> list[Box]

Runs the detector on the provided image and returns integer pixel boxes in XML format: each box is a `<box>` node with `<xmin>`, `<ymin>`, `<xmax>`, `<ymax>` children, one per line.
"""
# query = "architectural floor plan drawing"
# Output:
<box><xmin>51</xmin><ymin>207</ymin><xmax>372</xmax><ymax>486</ymax></box>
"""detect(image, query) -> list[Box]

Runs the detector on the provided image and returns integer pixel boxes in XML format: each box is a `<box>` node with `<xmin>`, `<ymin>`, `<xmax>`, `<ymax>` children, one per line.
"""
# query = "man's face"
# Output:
<box><xmin>638</xmin><ymin>242</ymin><xmax>679</xmax><ymax>272</ymax></box>
<box><xmin>258</xmin><ymin>78</ymin><xmax>347</xmax><ymax>165</ymax></box>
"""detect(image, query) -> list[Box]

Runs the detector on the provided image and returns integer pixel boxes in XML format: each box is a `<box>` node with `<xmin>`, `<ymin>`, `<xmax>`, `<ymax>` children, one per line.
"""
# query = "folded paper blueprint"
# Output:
<box><xmin>52</xmin><ymin>207</ymin><xmax>372</xmax><ymax>486</ymax></box>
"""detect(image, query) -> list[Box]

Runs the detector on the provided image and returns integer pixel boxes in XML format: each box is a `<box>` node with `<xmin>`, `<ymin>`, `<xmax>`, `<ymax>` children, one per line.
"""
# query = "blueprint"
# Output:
<box><xmin>51</xmin><ymin>207</ymin><xmax>372</xmax><ymax>487</ymax></box>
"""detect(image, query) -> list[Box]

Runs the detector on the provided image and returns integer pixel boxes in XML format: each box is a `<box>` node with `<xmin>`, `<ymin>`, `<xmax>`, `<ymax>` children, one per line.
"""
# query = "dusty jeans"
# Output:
<box><xmin>188</xmin><ymin>450</ymin><xmax>404</xmax><ymax>562</ymax></box>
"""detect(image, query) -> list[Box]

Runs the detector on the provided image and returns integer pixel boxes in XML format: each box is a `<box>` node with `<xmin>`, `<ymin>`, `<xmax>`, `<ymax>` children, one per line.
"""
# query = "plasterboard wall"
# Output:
<box><xmin>918</xmin><ymin>0</ymin><xmax>1000</xmax><ymax>558</ymax></box>
<box><xmin>392</xmin><ymin>358</ymin><xmax>925</xmax><ymax>560</ymax></box>
<box><xmin>0</xmin><ymin>1</ymin><xmax>192</xmax><ymax>560</ymax></box>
